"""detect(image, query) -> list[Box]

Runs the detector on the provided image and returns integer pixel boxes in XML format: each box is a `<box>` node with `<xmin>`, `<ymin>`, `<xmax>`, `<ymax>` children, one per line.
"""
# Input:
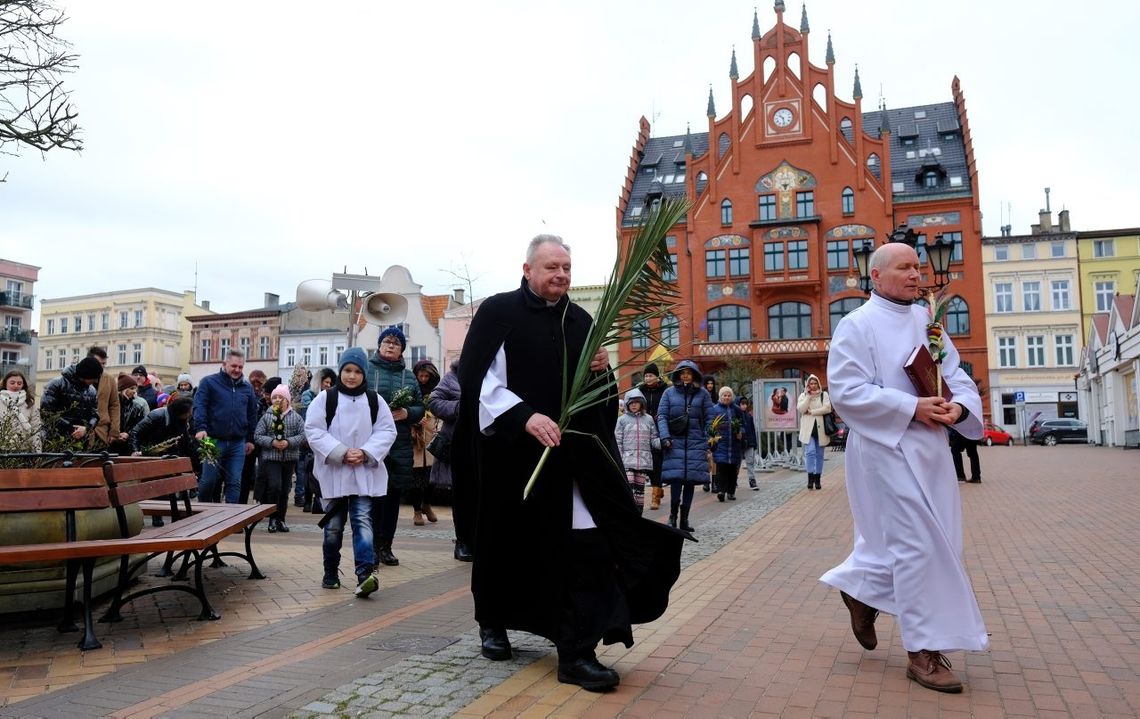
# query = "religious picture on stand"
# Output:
<box><xmin>760</xmin><ymin>379</ymin><xmax>800</xmax><ymax>431</ymax></box>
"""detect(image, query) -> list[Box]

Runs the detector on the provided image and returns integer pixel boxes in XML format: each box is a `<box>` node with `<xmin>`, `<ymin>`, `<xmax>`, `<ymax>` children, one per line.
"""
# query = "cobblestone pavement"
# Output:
<box><xmin>3</xmin><ymin>445</ymin><xmax>1139</xmax><ymax>717</ymax></box>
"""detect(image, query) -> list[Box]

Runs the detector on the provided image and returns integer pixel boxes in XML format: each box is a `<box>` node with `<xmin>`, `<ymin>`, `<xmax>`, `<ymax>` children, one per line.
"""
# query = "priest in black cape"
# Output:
<box><xmin>453</xmin><ymin>234</ymin><xmax>687</xmax><ymax>692</ymax></box>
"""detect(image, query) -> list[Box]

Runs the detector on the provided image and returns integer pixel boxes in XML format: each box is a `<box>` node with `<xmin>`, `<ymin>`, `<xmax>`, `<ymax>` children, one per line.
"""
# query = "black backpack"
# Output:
<box><xmin>324</xmin><ymin>388</ymin><xmax>380</xmax><ymax>429</ymax></box>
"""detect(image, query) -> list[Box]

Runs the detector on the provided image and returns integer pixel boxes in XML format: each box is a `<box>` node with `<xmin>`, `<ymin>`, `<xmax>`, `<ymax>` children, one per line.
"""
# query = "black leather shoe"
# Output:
<box><xmin>267</xmin><ymin>518</ymin><xmax>278</xmax><ymax>533</ymax></box>
<box><xmin>276</xmin><ymin>520</ymin><xmax>290</xmax><ymax>533</ymax></box>
<box><xmin>377</xmin><ymin>542</ymin><xmax>399</xmax><ymax>566</ymax></box>
<box><xmin>557</xmin><ymin>657</ymin><xmax>620</xmax><ymax>692</ymax></box>
<box><xmin>479</xmin><ymin>627</ymin><xmax>511</xmax><ymax>661</ymax></box>
<box><xmin>454</xmin><ymin>542</ymin><xmax>474</xmax><ymax>562</ymax></box>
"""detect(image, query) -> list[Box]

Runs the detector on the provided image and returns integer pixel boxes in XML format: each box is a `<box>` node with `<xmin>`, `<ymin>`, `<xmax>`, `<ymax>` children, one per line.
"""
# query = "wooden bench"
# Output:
<box><xmin>0</xmin><ymin>456</ymin><xmax>274</xmax><ymax>651</ymax></box>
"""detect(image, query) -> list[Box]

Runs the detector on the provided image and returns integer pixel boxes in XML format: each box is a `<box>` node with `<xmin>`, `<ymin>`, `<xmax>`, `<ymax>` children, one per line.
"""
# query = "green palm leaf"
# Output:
<box><xmin>524</xmin><ymin>196</ymin><xmax>691</xmax><ymax>499</ymax></box>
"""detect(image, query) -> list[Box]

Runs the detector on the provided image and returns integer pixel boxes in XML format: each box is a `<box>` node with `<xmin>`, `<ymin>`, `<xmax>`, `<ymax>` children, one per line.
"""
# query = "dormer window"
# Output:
<box><xmin>923</xmin><ymin>171</ymin><xmax>939</xmax><ymax>188</ymax></box>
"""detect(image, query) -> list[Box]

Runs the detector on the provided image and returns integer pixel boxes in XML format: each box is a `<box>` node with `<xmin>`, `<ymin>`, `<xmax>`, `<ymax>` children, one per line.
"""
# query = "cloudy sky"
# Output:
<box><xmin>3</xmin><ymin>0</ymin><xmax>1138</xmax><ymax>321</ymax></box>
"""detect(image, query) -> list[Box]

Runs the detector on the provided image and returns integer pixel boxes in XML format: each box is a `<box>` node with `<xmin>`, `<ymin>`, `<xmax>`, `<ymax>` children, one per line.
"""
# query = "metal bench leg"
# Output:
<box><xmin>208</xmin><ymin>543</ymin><xmax>228</xmax><ymax>568</ymax></box>
<box><xmin>77</xmin><ymin>559</ymin><xmax>102</xmax><ymax>651</ymax></box>
<box><xmin>244</xmin><ymin>525</ymin><xmax>266</xmax><ymax>580</ymax></box>
<box><xmin>190</xmin><ymin>550</ymin><xmax>221</xmax><ymax>621</ymax></box>
<box><xmin>99</xmin><ymin>554</ymin><xmax>131</xmax><ymax>623</ymax></box>
<box><xmin>155</xmin><ymin>550</ymin><xmax>176</xmax><ymax>577</ymax></box>
<box><xmin>57</xmin><ymin>559</ymin><xmax>80</xmax><ymax>633</ymax></box>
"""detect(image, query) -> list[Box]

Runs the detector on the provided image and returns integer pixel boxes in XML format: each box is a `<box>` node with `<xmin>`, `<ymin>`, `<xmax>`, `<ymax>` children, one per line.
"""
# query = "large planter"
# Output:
<box><xmin>0</xmin><ymin>458</ymin><xmax>147</xmax><ymax>615</ymax></box>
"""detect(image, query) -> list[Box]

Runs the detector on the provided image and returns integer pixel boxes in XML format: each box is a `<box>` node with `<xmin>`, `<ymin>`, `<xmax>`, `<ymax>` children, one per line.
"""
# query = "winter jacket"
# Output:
<box><xmin>637</xmin><ymin>378</ymin><xmax>669</xmax><ymax>419</ymax></box>
<box><xmin>93</xmin><ymin>373</ymin><xmax>121</xmax><ymax>447</ymax></box>
<box><xmin>615</xmin><ymin>389</ymin><xmax>660</xmax><ymax>471</ymax></box>
<box><xmin>0</xmin><ymin>389</ymin><xmax>40</xmax><ymax>451</ymax></box>
<box><xmin>130</xmin><ymin>407</ymin><xmax>191</xmax><ymax>454</ymax></box>
<box><xmin>656</xmin><ymin>359</ymin><xmax>714</xmax><ymax>484</ymax></box>
<box><xmin>119</xmin><ymin>393</ymin><xmax>148</xmax><ymax>438</ymax></box>
<box><xmin>304</xmin><ymin>388</ymin><xmax>397</xmax><ymax>499</ymax></box>
<box><xmin>797</xmin><ymin>381</ymin><xmax>833</xmax><ymax>447</ymax></box>
<box><xmin>426</xmin><ymin>366</ymin><xmax>460</xmax><ymax>489</ymax></box>
<box><xmin>136</xmin><ymin>381</ymin><xmax>159</xmax><ymax>410</ymax></box>
<box><xmin>40</xmin><ymin>366</ymin><xmax>99</xmax><ymax>442</ymax></box>
<box><xmin>738</xmin><ymin>406</ymin><xmax>758</xmax><ymax>450</ymax></box>
<box><xmin>253</xmin><ymin>406</ymin><xmax>306</xmax><ymax>462</ymax></box>
<box><xmin>365</xmin><ymin>352</ymin><xmax>424</xmax><ymax>491</ymax></box>
<box><xmin>708</xmin><ymin>400</ymin><xmax>745</xmax><ymax>465</ymax></box>
<box><xmin>192</xmin><ymin>369</ymin><xmax>260</xmax><ymax>442</ymax></box>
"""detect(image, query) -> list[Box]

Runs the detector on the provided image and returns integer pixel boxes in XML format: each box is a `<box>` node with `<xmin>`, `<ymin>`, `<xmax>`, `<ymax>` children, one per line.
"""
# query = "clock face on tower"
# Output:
<box><xmin>773</xmin><ymin>108</ymin><xmax>794</xmax><ymax>128</ymax></box>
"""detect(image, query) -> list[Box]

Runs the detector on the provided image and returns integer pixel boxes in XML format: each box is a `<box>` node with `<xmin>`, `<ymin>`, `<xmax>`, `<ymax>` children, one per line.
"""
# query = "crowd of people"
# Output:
<box><xmin>0</xmin><ymin>238</ymin><xmax>992</xmax><ymax>695</ymax></box>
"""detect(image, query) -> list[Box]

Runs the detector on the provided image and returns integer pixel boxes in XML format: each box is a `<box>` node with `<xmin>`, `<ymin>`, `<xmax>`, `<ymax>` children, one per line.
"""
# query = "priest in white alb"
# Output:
<box><xmin>821</xmin><ymin>242</ymin><xmax>988</xmax><ymax>694</ymax></box>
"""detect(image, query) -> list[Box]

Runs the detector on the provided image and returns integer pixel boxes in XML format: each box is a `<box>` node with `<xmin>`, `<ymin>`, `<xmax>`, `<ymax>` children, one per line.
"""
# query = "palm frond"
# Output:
<box><xmin>524</xmin><ymin>196</ymin><xmax>692</xmax><ymax>499</ymax></box>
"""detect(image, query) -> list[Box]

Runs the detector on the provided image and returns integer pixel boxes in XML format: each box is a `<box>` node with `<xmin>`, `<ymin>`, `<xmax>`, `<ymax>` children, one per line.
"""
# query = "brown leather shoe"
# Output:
<box><xmin>840</xmin><ymin>591</ymin><xmax>879</xmax><ymax>650</ymax></box>
<box><xmin>906</xmin><ymin>650</ymin><xmax>963</xmax><ymax>693</ymax></box>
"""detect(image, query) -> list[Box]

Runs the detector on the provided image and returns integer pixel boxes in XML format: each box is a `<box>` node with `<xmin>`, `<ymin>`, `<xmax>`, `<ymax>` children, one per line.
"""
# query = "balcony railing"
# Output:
<box><xmin>0</xmin><ymin>327</ymin><xmax>32</xmax><ymax>344</ymax></box>
<box><xmin>693</xmin><ymin>337</ymin><xmax>831</xmax><ymax>357</ymax></box>
<box><xmin>0</xmin><ymin>291</ymin><xmax>34</xmax><ymax>310</ymax></box>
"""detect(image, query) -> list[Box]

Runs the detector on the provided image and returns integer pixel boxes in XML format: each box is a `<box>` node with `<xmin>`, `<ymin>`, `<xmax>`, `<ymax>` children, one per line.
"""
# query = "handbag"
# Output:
<box><xmin>823</xmin><ymin>412</ymin><xmax>839</xmax><ymax>437</ymax></box>
<box><xmin>667</xmin><ymin>412</ymin><xmax>689</xmax><ymax>436</ymax></box>
<box><xmin>426</xmin><ymin>431</ymin><xmax>451</xmax><ymax>462</ymax></box>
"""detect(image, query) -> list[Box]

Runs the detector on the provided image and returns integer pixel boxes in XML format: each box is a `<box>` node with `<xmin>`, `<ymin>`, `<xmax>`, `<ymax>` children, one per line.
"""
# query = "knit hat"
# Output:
<box><xmin>377</xmin><ymin>326</ymin><xmax>407</xmax><ymax>351</ymax></box>
<box><xmin>156</xmin><ymin>392</ymin><xmax>170</xmax><ymax>407</ymax></box>
<box><xmin>177</xmin><ymin>373</ymin><xmax>192</xmax><ymax>387</ymax></box>
<box><xmin>643</xmin><ymin>362</ymin><xmax>660</xmax><ymax>377</ymax></box>
<box><xmin>339</xmin><ymin>347</ymin><xmax>369</xmax><ymax>374</ymax></box>
<box><xmin>117</xmin><ymin>373</ymin><xmax>138</xmax><ymax>392</ymax></box>
<box><xmin>270</xmin><ymin>384</ymin><xmax>291</xmax><ymax>402</ymax></box>
<box><xmin>132</xmin><ymin>365</ymin><xmax>148</xmax><ymax>377</ymax></box>
<box><xmin>76</xmin><ymin>356</ymin><xmax>104</xmax><ymax>380</ymax></box>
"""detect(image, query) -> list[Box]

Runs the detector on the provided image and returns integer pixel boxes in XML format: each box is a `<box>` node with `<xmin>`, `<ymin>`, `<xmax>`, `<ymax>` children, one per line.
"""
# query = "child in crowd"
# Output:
<box><xmin>254</xmin><ymin>384</ymin><xmax>306</xmax><ymax>533</ymax></box>
<box><xmin>738</xmin><ymin>396</ymin><xmax>759</xmax><ymax>490</ymax></box>
<box><xmin>614</xmin><ymin>388</ymin><xmax>660</xmax><ymax>514</ymax></box>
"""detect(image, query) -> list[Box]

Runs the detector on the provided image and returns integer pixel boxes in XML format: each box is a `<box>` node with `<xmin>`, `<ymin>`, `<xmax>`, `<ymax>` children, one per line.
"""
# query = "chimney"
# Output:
<box><xmin>201</xmin><ymin>300</ymin><xmax>210</xmax><ymax>311</ymax></box>
<box><xmin>1059</xmin><ymin>209</ymin><xmax>1071</xmax><ymax>232</ymax></box>
<box><xmin>264</xmin><ymin>292</ymin><xmax>279</xmax><ymax>308</ymax></box>
<box><xmin>1038</xmin><ymin>209</ymin><xmax>1053</xmax><ymax>233</ymax></box>
<box><xmin>453</xmin><ymin>288</ymin><xmax>465</xmax><ymax>304</ymax></box>
<box><xmin>1031</xmin><ymin>223</ymin><xmax>1041</xmax><ymax>235</ymax></box>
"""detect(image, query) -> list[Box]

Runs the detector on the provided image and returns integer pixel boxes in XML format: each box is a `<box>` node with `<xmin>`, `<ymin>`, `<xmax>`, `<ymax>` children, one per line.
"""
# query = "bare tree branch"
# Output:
<box><xmin>0</xmin><ymin>0</ymin><xmax>81</xmax><ymax>162</ymax></box>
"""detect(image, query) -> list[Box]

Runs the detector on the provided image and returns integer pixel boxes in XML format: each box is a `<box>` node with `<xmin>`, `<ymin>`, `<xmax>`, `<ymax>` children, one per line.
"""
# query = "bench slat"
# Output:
<box><xmin>104</xmin><ymin>457</ymin><xmax>193</xmax><ymax>484</ymax></box>
<box><xmin>108</xmin><ymin>474</ymin><xmax>198</xmax><ymax>506</ymax></box>
<box><xmin>0</xmin><ymin>487</ymin><xmax>111</xmax><ymax>512</ymax></box>
<box><xmin>0</xmin><ymin>468</ymin><xmax>107</xmax><ymax>491</ymax></box>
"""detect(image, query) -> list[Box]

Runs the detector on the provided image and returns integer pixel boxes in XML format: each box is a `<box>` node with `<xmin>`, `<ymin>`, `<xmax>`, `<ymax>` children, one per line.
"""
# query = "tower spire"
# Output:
<box><xmin>683</xmin><ymin>123</ymin><xmax>694</xmax><ymax>156</ymax></box>
<box><xmin>800</xmin><ymin>4</ymin><xmax>810</xmax><ymax>33</ymax></box>
<box><xmin>729</xmin><ymin>47</ymin><xmax>739</xmax><ymax>80</ymax></box>
<box><xmin>825</xmin><ymin>31</ymin><xmax>835</xmax><ymax>65</ymax></box>
<box><xmin>752</xmin><ymin>8</ymin><xmax>761</xmax><ymax>40</ymax></box>
<box><xmin>707</xmin><ymin>85</ymin><xmax>716</xmax><ymax>119</ymax></box>
<box><xmin>853</xmin><ymin>64</ymin><xmax>863</xmax><ymax>100</ymax></box>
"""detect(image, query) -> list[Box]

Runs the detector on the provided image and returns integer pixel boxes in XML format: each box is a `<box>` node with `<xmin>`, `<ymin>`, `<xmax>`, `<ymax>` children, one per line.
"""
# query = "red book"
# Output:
<box><xmin>904</xmin><ymin>345</ymin><xmax>953</xmax><ymax>401</ymax></box>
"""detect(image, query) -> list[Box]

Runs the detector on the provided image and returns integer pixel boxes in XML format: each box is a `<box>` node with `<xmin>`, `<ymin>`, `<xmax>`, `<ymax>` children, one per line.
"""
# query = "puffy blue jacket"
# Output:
<box><xmin>192</xmin><ymin>369</ymin><xmax>259</xmax><ymax>441</ymax></box>
<box><xmin>656</xmin><ymin>360</ymin><xmax>714</xmax><ymax>484</ymax></box>
<box><xmin>708</xmin><ymin>400</ymin><xmax>745</xmax><ymax>465</ymax></box>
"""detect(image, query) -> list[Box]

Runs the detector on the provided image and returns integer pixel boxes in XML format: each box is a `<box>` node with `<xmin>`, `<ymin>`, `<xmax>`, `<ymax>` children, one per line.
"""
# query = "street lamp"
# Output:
<box><xmin>855</xmin><ymin>225</ymin><xmax>955</xmax><ymax>296</ymax></box>
<box><xmin>853</xmin><ymin>240</ymin><xmax>875</xmax><ymax>294</ymax></box>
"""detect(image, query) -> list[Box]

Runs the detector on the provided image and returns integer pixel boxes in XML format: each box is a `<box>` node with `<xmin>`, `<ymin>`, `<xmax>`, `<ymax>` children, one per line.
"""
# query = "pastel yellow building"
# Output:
<box><xmin>36</xmin><ymin>288</ymin><xmax>213</xmax><ymax>394</ymax></box>
<box><xmin>982</xmin><ymin>213</ymin><xmax>1082</xmax><ymax>436</ymax></box>
<box><xmin>1077</xmin><ymin>227</ymin><xmax>1140</xmax><ymax>339</ymax></box>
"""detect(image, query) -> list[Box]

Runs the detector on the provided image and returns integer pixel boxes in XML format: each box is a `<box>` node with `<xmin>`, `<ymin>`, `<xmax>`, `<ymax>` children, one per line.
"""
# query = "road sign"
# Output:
<box><xmin>1014</xmin><ymin>391</ymin><xmax>1025</xmax><ymax>404</ymax></box>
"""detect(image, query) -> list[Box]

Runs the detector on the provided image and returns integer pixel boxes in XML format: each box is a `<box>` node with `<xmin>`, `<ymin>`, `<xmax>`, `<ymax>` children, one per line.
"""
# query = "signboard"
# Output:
<box><xmin>757</xmin><ymin>378</ymin><xmax>801</xmax><ymax>431</ymax></box>
<box><xmin>1059</xmin><ymin>392</ymin><xmax>1077</xmax><ymax>402</ymax></box>
<box><xmin>1014</xmin><ymin>391</ymin><xmax>1025</xmax><ymax>404</ymax></box>
<box><xmin>1025</xmin><ymin>391</ymin><xmax>1058</xmax><ymax>403</ymax></box>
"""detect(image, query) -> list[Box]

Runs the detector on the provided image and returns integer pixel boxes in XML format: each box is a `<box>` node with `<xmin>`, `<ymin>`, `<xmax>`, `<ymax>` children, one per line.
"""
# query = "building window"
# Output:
<box><xmin>1051</xmin><ymin>280</ymin><xmax>1071</xmax><ymax>310</ymax></box>
<box><xmin>200</xmin><ymin>339</ymin><xmax>210</xmax><ymax>362</ymax></box>
<box><xmin>943</xmin><ymin>231</ymin><xmax>963</xmax><ymax>262</ymax></box>
<box><xmin>707</xmin><ymin>305</ymin><xmax>751</xmax><ymax>342</ymax></box>
<box><xmin>787</xmin><ymin>240</ymin><xmax>808</xmax><ymax>270</ymax></box>
<box><xmin>259</xmin><ymin>336</ymin><xmax>270</xmax><ymax>359</ymax></box>
<box><xmin>59</xmin><ymin>317</ymin><xmax>68</xmax><ymax>334</ymax></box>
<box><xmin>705</xmin><ymin>250</ymin><xmax>726</xmax><ymax>279</ymax></box>
<box><xmin>119</xmin><ymin>311</ymin><xmax>129</xmax><ymax>329</ymax></box>
<box><xmin>87</xmin><ymin>313</ymin><xmax>96</xmax><ymax>332</ymax></box>
<box><xmin>411</xmin><ymin>346</ymin><xmax>428</xmax><ymax>363</ymax></box>
<box><xmin>219</xmin><ymin>338</ymin><xmax>230</xmax><ymax>359</ymax></box>
<box><xmin>829</xmin><ymin>297</ymin><xmax>864</xmax><ymax>334</ymax></box>
<box><xmin>661</xmin><ymin>314</ymin><xmax>679</xmax><ymax>348</ymax></box>
<box><xmin>632</xmin><ymin>319</ymin><xmax>650</xmax><ymax>349</ymax></box>
<box><xmin>720</xmin><ymin>199</ymin><xmax>733</xmax><ymax>225</ymax></box>
<box><xmin>994</xmin><ymin>283</ymin><xmax>1013</xmax><ymax>313</ymax></box>
<box><xmin>101</xmin><ymin>312</ymin><xmax>109</xmax><ymax>330</ymax></box>
<box><xmin>72</xmin><ymin>315</ymin><xmax>81</xmax><ymax>332</ymax></box>
<box><xmin>131</xmin><ymin>343</ymin><xmax>142</xmax><ymax>364</ymax></box>
<box><xmin>826</xmin><ymin>240</ymin><xmax>850</xmax><ymax>270</ymax></box>
<box><xmin>1051</xmin><ymin>241</ymin><xmax>1065</xmax><ymax>258</ymax></box>
<box><xmin>795</xmin><ymin>191</ymin><xmax>815</xmax><ymax>218</ymax></box>
<box><xmin>945</xmin><ymin>296</ymin><xmax>969</xmax><ymax>335</ymax></box>
<box><xmin>662</xmin><ymin>253</ymin><xmax>678</xmax><ymax>281</ymax></box>
<box><xmin>335</xmin><ymin>345</ymin><xmax>345</xmax><ymax>363</ymax></box>
<box><xmin>1055</xmin><ymin>335</ymin><xmax>1074</xmax><ymax>366</ymax></box>
<box><xmin>319</xmin><ymin>346</ymin><xmax>329</xmax><ymax>365</ymax></box>
<box><xmin>47</xmin><ymin>318</ymin><xmax>55</xmax><ymax>335</ymax></box>
<box><xmin>764</xmin><ymin>242</ymin><xmax>784</xmax><ymax>271</ymax></box>
<box><xmin>759</xmin><ymin>194</ymin><xmax>777</xmax><ymax>221</ymax></box>
<box><xmin>1022</xmin><ymin>281</ymin><xmax>1041</xmax><ymax>312</ymax></box>
<box><xmin>728</xmin><ymin>248</ymin><xmax>749</xmax><ymax>276</ymax></box>
<box><xmin>1026</xmin><ymin>335</ymin><xmax>1045</xmax><ymax>367</ymax></box>
<box><xmin>134</xmin><ymin>309</ymin><xmax>143</xmax><ymax>328</ymax></box>
<box><xmin>768</xmin><ymin>302</ymin><xmax>811</xmax><ymax>339</ymax></box>
<box><xmin>841</xmin><ymin>187</ymin><xmax>855</xmax><ymax>214</ymax></box>
<box><xmin>1022</xmin><ymin>243</ymin><xmax>1037</xmax><ymax>260</ymax></box>
<box><xmin>998</xmin><ymin>336</ymin><xmax>1017</xmax><ymax>368</ymax></box>
<box><xmin>302</xmin><ymin>347</ymin><xmax>312</xmax><ymax>366</ymax></box>
<box><xmin>1093</xmin><ymin>239</ymin><xmax>1115</xmax><ymax>258</ymax></box>
<box><xmin>923</xmin><ymin>171</ymin><xmax>939</xmax><ymax>188</ymax></box>
<box><xmin>994</xmin><ymin>245</ymin><xmax>1009</xmax><ymax>261</ymax></box>
<box><xmin>240</xmin><ymin>337</ymin><xmax>250</xmax><ymax>357</ymax></box>
<box><xmin>286</xmin><ymin>347</ymin><xmax>295</xmax><ymax>367</ymax></box>
<box><xmin>1094</xmin><ymin>281</ymin><xmax>1116</xmax><ymax>312</ymax></box>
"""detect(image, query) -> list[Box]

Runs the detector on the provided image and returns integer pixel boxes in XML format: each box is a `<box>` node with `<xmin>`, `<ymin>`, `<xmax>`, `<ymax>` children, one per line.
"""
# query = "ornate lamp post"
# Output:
<box><xmin>855</xmin><ymin>224</ymin><xmax>955</xmax><ymax>296</ymax></box>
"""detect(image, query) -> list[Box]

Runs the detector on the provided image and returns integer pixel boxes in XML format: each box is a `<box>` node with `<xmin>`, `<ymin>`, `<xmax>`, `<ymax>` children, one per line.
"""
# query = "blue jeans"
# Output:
<box><xmin>322</xmin><ymin>495</ymin><xmax>376</xmax><ymax>583</ymax></box>
<box><xmin>804</xmin><ymin>435</ymin><xmax>823</xmax><ymax>474</ymax></box>
<box><xmin>294</xmin><ymin>448</ymin><xmax>311</xmax><ymax>502</ymax></box>
<box><xmin>198</xmin><ymin>438</ymin><xmax>247</xmax><ymax>503</ymax></box>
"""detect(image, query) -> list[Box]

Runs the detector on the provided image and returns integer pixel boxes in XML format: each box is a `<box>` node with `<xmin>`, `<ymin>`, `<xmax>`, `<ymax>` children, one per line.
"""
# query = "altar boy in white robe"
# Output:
<box><xmin>821</xmin><ymin>242</ymin><xmax>988</xmax><ymax>694</ymax></box>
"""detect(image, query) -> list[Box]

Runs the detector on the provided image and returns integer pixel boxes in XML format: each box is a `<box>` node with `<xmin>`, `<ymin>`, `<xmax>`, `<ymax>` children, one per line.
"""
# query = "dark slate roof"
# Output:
<box><xmin>621</xmin><ymin>100</ymin><xmax>971</xmax><ymax>226</ymax></box>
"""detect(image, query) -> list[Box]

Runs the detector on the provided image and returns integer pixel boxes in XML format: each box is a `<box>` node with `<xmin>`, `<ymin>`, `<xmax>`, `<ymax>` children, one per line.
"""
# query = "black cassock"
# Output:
<box><xmin>454</xmin><ymin>279</ymin><xmax>686</xmax><ymax>653</ymax></box>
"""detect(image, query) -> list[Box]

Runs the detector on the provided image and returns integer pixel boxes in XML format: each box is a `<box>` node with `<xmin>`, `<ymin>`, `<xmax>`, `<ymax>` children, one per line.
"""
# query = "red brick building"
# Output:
<box><xmin>616</xmin><ymin>3</ymin><xmax>988</xmax><ymax>392</ymax></box>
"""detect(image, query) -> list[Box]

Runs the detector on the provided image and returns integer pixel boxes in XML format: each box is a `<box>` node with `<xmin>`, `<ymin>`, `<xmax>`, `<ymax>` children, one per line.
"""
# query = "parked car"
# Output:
<box><xmin>1029</xmin><ymin>418</ymin><xmax>1089</xmax><ymax>446</ymax></box>
<box><xmin>982</xmin><ymin>423</ymin><xmax>1014</xmax><ymax>446</ymax></box>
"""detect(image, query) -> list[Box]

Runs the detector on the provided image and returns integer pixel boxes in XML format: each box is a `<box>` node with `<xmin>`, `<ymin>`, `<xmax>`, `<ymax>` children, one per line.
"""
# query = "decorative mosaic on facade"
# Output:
<box><xmin>756</xmin><ymin>161</ymin><xmax>817</xmax><ymax>219</ymax></box>
<box><xmin>705</xmin><ymin>234</ymin><xmax>750</xmax><ymax>248</ymax></box>
<box><xmin>906</xmin><ymin>212</ymin><xmax>961</xmax><ymax>227</ymax></box>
